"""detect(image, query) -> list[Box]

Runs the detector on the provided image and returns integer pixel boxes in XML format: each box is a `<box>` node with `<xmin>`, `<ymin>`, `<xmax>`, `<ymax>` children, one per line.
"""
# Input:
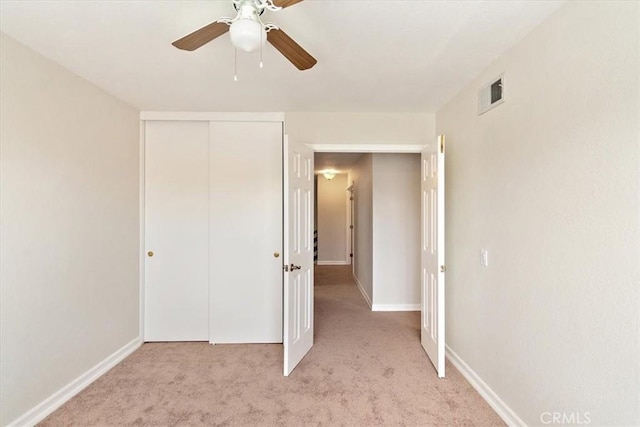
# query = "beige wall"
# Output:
<box><xmin>317</xmin><ymin>173</ymin><xmax>349</xmax><ymax>264</ymax></box>
<box><xmin>436</xmin><ymin>1</ymin><xmax>640</xmax><ymax>425</ymax></box>
<box><xmin>372</xmin><ymin>154</ymin><xmax>421</xmax><ymax>308</ymax></box>
<box><xmin>0</xmin><ymin>33</ymin><xmax>140</xmax><ymax>425</ymax></box>
<box><xmin>350</xmin><ymin>154</ymin><xmax>373</xmax><ymax>304</ymax></box>
<box><xmin>349</xmin><ymin>154</ymin><xmax>421</xmax><ymax>308</ymax></box>
<box><xmin>285</xmin><ymin>112</ymin><xmax>434</xmax><ymax>146</ymax></box>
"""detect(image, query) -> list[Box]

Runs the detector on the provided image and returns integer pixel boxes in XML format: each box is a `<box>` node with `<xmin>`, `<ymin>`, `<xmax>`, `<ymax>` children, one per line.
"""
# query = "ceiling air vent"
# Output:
<box><xmin>478</xmin><ymin>73</ymin><xmax>504</xmax><ymax>115</ymax></box>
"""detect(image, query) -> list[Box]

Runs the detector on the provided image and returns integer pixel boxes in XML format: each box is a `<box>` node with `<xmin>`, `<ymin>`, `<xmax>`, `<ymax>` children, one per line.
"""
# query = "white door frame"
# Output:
<box><xmin>311</xmin><ymin>144</ymin><xmax>426</xmax><ymax>273</ymax></box>
<box><xmin>346</xmin><ymin>182</ymin><xmax>353</xmax><ymax>265</ymax></box>
<box><xmin>311</xmin><ymin>143</ymin><xmax>426</xmax><ymax>272</ymax></box>
<box><xmin>138</xmin><ymin>112</ymin><xmax>285</xmax><ymax>342</ymax></box>
<box><xmin>310</xmin><ymin>144</ymin><xmax>425</xmax><ymax>154</ymax></box>
<box><xmin>310</xmin><ymin>145</ymin><xmax>434</xmax><ymax>324</ymax></box>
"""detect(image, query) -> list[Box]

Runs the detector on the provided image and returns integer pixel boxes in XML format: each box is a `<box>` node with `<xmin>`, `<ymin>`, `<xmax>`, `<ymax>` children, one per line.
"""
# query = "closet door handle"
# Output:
<box><xmin>290</xmin><ymin>264</ymin><xmax>301</xmax><ymax>271</ymax></box>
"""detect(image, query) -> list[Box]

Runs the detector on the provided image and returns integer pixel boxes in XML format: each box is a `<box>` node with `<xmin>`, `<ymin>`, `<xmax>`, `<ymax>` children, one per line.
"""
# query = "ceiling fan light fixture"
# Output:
<box><xmin>230</xmin><ymin>19</ymin><xmax>267</xmax><ymax>53</ymax></box>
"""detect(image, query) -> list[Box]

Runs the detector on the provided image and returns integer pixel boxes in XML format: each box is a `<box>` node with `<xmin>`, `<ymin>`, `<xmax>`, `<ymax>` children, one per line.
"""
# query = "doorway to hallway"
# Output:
<box><xmin>314</xmin><ymin>152</ymin><xmax>422</xmax><ymax>312</ymax></box>
<box><xmin>310</xmin><ymin>140</ymin><xmax>446</xmax><ymax>378</ymax></box>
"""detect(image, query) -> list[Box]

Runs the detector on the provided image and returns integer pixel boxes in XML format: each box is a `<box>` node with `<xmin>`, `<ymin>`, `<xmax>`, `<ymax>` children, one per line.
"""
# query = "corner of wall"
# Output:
<box><xmin>7</xmin><ymin>337</ymin><xmax>142</xmax><ymax>427</ymax></box>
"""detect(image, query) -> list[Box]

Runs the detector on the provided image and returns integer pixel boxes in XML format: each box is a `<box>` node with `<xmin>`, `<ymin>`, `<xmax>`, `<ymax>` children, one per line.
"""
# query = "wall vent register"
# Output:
<box><xmin>478</xmin><ymin>73</ymin><xmax>504</xmax><ymax>115</ymax></box>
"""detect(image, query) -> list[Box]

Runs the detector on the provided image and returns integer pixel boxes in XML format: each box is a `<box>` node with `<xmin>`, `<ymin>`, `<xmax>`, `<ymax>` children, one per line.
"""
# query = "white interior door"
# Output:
<box><xmin>421</xmin><ymin>135</ymin><xmax>446</xmax><ymax>377</ymax></box>
<box><xmin>144</xmin><ymin>121</ymin><xmax>209</xmax><ymax>341</ymax></box>
<box><xmin>283</xmin><ymin>136</ymin><xmax>314</xmax><ymax>376</ymax></box>
<box><xmin>209</xmin><ymin>121</ymin><xmax>283</xmax><ymax>343</ymax></box>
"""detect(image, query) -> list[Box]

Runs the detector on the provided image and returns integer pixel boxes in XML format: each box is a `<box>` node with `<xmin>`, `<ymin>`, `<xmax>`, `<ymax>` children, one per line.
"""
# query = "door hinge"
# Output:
<box><xmin>440</xmin><ymin>265</ymin><xmax>446</xmax><ymax>273</ymax></box>
<box><xmin>439</xmin><ymin>135</ymin><xmax>445</xmax><ymax>154</ymax></box>
<box><xmin>283</xmin><ymin>265</ymin><xmax>289</xmax><ymax>272</ymax></box>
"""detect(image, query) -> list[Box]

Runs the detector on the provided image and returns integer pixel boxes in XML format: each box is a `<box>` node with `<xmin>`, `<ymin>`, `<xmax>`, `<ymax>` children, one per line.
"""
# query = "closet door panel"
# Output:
<box><xmin>144</xmin><ymin>121</ymin><xmax>209</xmax><ymax>341</ymax></box>
<box><xmin>209</xmin><ymin>121</ymin><xmax>283</xmax><ymax>343</ymax></box>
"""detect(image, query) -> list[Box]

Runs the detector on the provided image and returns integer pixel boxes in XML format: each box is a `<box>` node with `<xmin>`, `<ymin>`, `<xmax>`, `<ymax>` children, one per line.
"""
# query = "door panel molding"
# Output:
<box><xmin>421</xmin><ymin>135</ymin><xmax>446</xmax><ymax>378</ymax></box>
<box><xmin>283</xmin><ymin>136</ymin><xmax>315</xmax><ymax>376</ymax></box>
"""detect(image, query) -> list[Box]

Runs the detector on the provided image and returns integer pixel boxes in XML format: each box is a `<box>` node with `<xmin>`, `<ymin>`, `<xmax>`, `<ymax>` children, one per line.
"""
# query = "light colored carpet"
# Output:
<box><xmin>40</xmin><ymin>266</ymin><xmax>504</xmax><ymax>426</ymax></box>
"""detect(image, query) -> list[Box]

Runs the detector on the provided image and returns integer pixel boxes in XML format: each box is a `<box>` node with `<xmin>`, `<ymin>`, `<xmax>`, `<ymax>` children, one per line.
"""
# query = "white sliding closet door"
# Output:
<box><xmin>209</xmin><ymin>122</ymin><xmax>283</xmax><ymax>343</ymax></box>
<box><xmin>144</xmin><ymin>121</ymin><xmax>209</xmax><ymax>341</ymax></box>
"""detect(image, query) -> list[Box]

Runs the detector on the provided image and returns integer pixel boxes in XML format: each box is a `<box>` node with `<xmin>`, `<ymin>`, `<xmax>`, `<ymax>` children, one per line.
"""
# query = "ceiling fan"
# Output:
<box><xmin>172</xmin><ymin>0</ymin><xmax>317</xmax><ymax>71</ymax></box>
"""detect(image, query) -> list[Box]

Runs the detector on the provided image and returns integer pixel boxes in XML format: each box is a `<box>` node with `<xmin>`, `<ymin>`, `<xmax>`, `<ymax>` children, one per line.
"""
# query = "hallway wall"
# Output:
<box><xmin>372</xmin><ymin>154</ymin><xmax>421</xmax><ymax>309</ymax></box>
<box><xmin>317</xmin><ymin>173</ymin><xmax>349</xmax><ymax>264</ymax></box>
<box><xmin>350</xmin><ymin>154</ymin><xmax>373</xmax><ymax>305</ymax></box>
<box><xmin>349</xmin><ymin>153</ymin><xmax>421</xmax><ymax>309</ymax></box>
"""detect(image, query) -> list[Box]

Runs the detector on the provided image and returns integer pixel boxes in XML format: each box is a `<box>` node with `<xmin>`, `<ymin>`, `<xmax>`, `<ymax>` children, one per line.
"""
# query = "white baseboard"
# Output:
<box><xmin>371</xmin><ymin>304</ymin><xmax>420</xmax><ymax>311</ymax></box>
<box><xmin>352</xmin><ymin>274</ymin><xmax>372</xmax><ymax>308</ymax></box>
<box><xmin>446</xmin><ymin>345</ymin><xmax>525</xmax><ymax>427</ymax></box>
<box><xmin>9</xmin><ymin>336</ymin><xmax>142</xmax><ymax>427</ymax></box>
<box><xmin>316</xmin><ymin>261</ymin><xmax>349</xmax><ymax>266</ymax></box>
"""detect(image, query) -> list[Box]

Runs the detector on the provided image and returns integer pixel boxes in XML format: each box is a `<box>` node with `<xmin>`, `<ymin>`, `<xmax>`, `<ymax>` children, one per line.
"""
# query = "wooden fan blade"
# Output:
<box><xmin>272</xmin><ymin>0</ymin><xmax>304</xmax><ymax>8</ymax></box>
<box><xmin>267</xmin><ymin>28</ymin><xmax>317</xmax><ymax>70</ymax></box>
<box><xmin>172</xmin><ymin>22</ymin><xmax>229</xmax><ymax>51</ymax></box>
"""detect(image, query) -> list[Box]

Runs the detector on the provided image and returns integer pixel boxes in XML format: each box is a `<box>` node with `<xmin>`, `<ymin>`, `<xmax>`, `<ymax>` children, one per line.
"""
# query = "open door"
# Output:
<box><xmin>283</xmin><ymin>136</ymin><xmax>314</xmax><ymax>376</ymax></box>
<box><xmin>421</xmin><ymin>135</ymin><xmax>446</xmax><ymax>378</ymax></box>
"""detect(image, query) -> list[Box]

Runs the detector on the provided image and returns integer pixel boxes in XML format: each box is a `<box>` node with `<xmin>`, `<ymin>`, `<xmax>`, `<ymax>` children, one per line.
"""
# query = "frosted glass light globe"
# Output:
<box><xmin>230</xmin><ymin>19</ymin><xmax>267</xmax><ymax>53</ymax></box>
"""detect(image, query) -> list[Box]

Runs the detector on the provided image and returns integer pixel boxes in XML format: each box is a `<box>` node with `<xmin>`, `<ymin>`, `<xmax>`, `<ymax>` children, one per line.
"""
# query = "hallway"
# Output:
<box><xmin>312</xmin><ymin>265</ymin><xmax>504</xmax><ymax>425</ymax></box>
<box><xmin>40</xmin><ymin>266</ymin><xmax>503</xmax><ymax>426</ymax></box>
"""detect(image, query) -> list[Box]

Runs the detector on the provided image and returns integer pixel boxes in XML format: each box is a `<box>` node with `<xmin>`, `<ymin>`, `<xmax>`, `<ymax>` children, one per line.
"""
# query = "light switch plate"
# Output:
<box><xmin>481</xmin><ymin>250</ymin><xmax>489</xmax><ymax>267</ymax></box>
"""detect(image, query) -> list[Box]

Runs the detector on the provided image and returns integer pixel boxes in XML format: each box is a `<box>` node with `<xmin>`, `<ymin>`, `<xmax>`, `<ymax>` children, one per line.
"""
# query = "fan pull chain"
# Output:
<box><xmin>259</xmin><ymin>30</ymin><xmax>264</xmax><ymax>69</ymax></box>
<box><xmin>234</xmin><ymin>48</ymin><xmax>238</xmax><ymax>82</ymax></box>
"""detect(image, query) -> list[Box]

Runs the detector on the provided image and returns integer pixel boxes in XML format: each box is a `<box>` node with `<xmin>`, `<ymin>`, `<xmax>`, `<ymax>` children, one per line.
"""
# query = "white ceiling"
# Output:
<box><xmin>0</xmin><ymin>0</ymin><xmax>563</xmax><ymax>112</ymax></box>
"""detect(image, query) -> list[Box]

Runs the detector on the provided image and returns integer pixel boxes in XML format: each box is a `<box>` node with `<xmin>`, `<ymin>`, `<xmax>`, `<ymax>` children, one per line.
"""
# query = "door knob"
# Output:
<box><xmin>147</xmin><ymin>251</ymin><xmax>154</xmax><ymax>257</ymax></box>
<box><xmin>290</xmin><ymin>264</ymin><xmax>301</xmax><ymax>271</ymax></box>
<box><xmin>274</xmin><ymin>252</ymin><xmax>280</xmax><ymax>258</ymax></box>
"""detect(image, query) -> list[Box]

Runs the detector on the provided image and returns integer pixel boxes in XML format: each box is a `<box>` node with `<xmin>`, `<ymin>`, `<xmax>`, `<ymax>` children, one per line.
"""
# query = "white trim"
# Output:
<box><xmin>372</xmin><ymin>304</ymin><xmax>420</xmax><ymax>312</ymax></box>
<box><xmin>140</xmin><ymin>111</ymin><xmax>285</xmax><ymax>122</ymax></box>
<box><xmin>345</xmin><ymin>188</ymin><xmax>350</xmax><ymax>264</ymax></box>
<box><xmin>207</xmin><ymin>121</ymin><xmax>212</xmax><ymax>344</ymax></box>
<box><xmin>8</xmin><ymin>337</ymin><xmax>142</xmax><ymax>427</ymax></box>
<box><xmin>310</xmin><ymin>144</ymin><xmax>424</xmax><ymax>153</ymax></box>
<box><xmin>316</xmin><ymin>261</ymin><xmax>349</xmax><ymax>266</ymax></box>
<box><xmin>352</xmin><ymin>274</ymin><xmax>372</xmax><ymax>308</ymax></box>
<box><xmin>139</xmin><ymin>121</ymin><xmax>146</xmax><ymax>341</ymax></box>
<box><xmin>446</xmin><ymin>345</ymin><xmax>526</xmax><ymax>427</ymax></box>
